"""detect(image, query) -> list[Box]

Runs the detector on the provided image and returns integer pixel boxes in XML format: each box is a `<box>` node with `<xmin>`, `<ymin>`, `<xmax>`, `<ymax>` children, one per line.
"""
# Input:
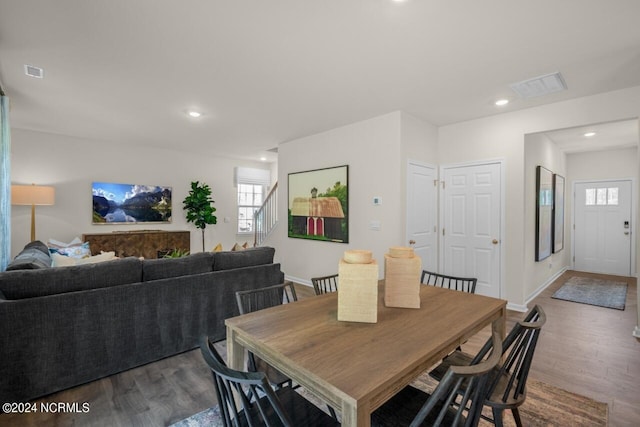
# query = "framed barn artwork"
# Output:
<box><xmin>288</xmin><ymin>165</ymin><xmax>349</xmax><ymax>243</ymax></box>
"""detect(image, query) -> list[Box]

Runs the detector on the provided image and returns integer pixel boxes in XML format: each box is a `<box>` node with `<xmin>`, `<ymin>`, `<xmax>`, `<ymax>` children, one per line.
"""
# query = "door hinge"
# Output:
<box><xmin>441</xmin><ymin>181</ymin><xmax>445</xmax><ymax>189</ymax></box>
<box><xmin>442</xmin><ymin>228</ymin><xmax>445</xmax><ymax>236</ymax></box>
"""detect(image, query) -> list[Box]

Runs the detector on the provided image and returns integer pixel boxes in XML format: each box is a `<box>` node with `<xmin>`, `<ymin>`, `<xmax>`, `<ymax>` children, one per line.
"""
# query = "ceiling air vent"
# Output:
<box><xmin>510</xmin><ymin>72</ymin><xmax>566</xmax><ymax>99</ymax></box>
<box><xmin>24</xmin><ymin>64</ymin><xmax>44</xmax><ymax>79</ymax></box>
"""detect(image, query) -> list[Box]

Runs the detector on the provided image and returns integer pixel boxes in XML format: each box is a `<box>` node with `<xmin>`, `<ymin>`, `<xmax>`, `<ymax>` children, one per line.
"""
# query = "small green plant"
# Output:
<box><xmin>163</xmin><ymin>248</ymin><xmax>190</xmax><ymax>258</ymax></box>
<box><xmin>183</xmin><ymin>181</ymin><xmax>217</xmax><ymax>252</ymax></box>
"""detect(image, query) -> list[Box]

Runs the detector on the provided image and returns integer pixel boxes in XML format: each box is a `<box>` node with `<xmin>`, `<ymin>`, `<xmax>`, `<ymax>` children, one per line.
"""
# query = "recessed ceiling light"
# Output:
<box><xmin>584</xmin><ymin>131</ymin><xmax>596</xmax><ymax>137</ymax></box>
<box><xmin>495</xmin><ymin>99</ymin><xmax>509</xmax><ymax>107</ymax></box>
<box><xmin>187</xmin><ymin>111</ymin><xmax>201</xmax><ymax>118</ymax></box>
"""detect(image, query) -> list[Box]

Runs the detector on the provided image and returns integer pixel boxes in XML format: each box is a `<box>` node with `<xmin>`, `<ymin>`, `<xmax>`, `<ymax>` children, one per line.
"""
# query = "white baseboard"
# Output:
<box><xmin>285</xmin><ymin>275</ymin><xmax>312</xmax><ymax>287</ymax></box>
<box><xmin>506</xmin><ymin>302</ymin><xmax>528</xmax><ymax>312</ymax></box>
<box><xmin>633</xmin><ymin>326</ymin><xmax>640</xmax><ymax>338</ymax></box>
<box><xmin>524</xmin><ymin>266</ymin><xmax>569</xmax><ymax>307</ymax></box>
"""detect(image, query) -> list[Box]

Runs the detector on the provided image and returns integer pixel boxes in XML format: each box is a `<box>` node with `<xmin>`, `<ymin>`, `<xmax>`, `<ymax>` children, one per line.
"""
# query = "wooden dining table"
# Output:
<box><xmin>226</xmin><ymin>281</ymin><xmax>507</xmax><ymax>427</ymax></box>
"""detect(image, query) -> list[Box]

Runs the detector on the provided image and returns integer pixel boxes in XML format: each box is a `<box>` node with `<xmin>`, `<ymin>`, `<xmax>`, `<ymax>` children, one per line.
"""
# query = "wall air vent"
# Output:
<box><xmin>510</xmin><ymin>72</ymin><xmax>566</xmax><ymax>99</ymax></box>
<box><xmin>24</xmin><ymin>64</ymin><xmax>44</xmax><ymax>79</ymax></box>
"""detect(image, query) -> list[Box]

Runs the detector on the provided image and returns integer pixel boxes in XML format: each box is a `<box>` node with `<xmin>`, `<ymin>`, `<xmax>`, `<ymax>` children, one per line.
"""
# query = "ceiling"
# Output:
<box><xmin>1</xmin><ymin>0</ymin><xmax>639</xmax><ymax>162</ymax></box>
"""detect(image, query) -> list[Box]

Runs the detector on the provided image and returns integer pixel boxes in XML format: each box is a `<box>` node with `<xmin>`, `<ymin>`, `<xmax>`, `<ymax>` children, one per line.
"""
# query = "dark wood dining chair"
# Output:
<box><xmin>421</xmin><ymin>270</ymin><xmax>478</xmax><ymax>294</ymax></box>
<box><xmin>372</xmin><ymin>331</ymin><xmax>503</xmax><ymax>427</ymax></box>
<box><xmin>311</xmin><ymin>274</ymin><xmax>338</xmax><ymax>295</ymax></box>
<box><xmin>235</xmin><ymin>282</ymin><xmax>297</xmax><ymax>389</ymax></box>
<box><xmin>429</xmin><ymin>305</ymin><xmax>547</xmax><ymax>427</ymax></box>
<box><xmin>199</xmin><ymin>336</ymin><xmax>340</xmax><ymax>427</ymax></box>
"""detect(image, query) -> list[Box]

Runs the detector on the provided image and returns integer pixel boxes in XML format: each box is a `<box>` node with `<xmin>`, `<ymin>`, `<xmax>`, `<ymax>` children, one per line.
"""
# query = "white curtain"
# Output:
<box><xmin>0</xmin><ymin>95</ymin><xmax>10</xmax><ymax>271</ymax></box>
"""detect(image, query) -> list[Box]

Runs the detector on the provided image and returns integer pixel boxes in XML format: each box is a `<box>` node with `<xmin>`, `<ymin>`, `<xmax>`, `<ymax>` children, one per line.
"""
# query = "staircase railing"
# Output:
<box><xmin>254</xmin><ymin>182</ymin><xmax>278</xmax><ymax>247</ymax></box>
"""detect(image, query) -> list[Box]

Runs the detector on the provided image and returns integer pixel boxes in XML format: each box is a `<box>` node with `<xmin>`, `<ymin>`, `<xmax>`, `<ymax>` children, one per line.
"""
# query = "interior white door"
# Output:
<box><xmin>574</xmin><ymin>180</ymin><xmax>632</xmax><ymax>276</ymax></box>
<box><xmin>406</xmin><ymin>161</ymin><xmax>437</xmax><ymax>273</ymax></box>
<box><xmin>441</xmin><ymin>162</ymin><xmax>501</xmax><ymax>298</ymax></box>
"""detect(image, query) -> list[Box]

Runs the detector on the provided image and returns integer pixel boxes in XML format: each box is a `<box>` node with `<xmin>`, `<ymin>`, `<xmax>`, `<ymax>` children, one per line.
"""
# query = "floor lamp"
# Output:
<box><xmin>11</xmin><ymin>184</ymin><xmax>55</xmax><ymax>242</ymax></box>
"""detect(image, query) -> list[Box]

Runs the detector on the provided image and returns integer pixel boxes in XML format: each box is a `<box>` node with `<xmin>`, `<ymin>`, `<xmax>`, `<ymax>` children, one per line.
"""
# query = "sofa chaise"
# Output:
<box><xmin>0</xmin><ymin>242</ymin><xmax>284</xmax><ymax>403</ymax></box>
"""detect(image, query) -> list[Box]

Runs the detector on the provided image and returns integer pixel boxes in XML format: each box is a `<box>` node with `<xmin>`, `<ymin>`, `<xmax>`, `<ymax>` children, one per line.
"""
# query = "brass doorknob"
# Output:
<box><xmin>409</xmin><ymin>240</ymin><xmax>416</xmax><ymax>245</ymax></box>
<box><xmin>492</xmin><ymin>239</ymin><xmax>499</xmax><ymax>245</ymax></box>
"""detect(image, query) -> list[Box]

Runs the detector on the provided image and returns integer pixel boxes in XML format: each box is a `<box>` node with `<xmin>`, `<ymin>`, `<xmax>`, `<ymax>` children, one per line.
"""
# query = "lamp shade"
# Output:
<box><xmin>11</xmin><ymin>184</ymin><xmax>55</xmax><ymax>206</ymax></box>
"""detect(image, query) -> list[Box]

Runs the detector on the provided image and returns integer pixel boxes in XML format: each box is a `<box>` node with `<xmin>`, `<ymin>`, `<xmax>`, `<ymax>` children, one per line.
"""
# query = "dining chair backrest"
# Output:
<box><xmin>421</xmin><ymin>270</ymin><xmax>477</xmax><ymax>294</ymax></box>
<box><xmin>235</xmin><ymin>281</ymin><xmax>297</xmax><ymax>315</ymax></box>
<box><xmin>420</xmin><ymin>331</ymin><xmax>502</xmax><ymax>426</ymax></box>
<box><xmin>235</xmin><ymin>282</ymin><xmax>298</xmax><ymax>389</ymax></box>
<box><xmin>397</xmin><ymin>332</ymin><xmax>502</xmax><ymax>427</ymax></box>
<box><xmin>470</xmin><ymin>304</ymin><xmax>546</xmax><ymax>406</ymax></box>
<box><xmin>311</xmin><ymin>274</ymin><xmax>338</xmax><ymax>295</ymax></box>
<box><xmin>199</xmin><ymin>336</ymin><xmax>294</xmax><ymax>427</ymax></box>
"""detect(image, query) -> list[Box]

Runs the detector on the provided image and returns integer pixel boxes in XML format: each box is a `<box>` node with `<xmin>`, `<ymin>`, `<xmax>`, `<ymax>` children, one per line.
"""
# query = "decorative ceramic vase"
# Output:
<box><xmin>384</xmin><ymin>246</ymin><xmax>421</xmax><ymax>308</ymax></box>
<box><xmin>338</xmin><ymin>249</ymin><xmax>379</xmax><ymax>323</ymax></box>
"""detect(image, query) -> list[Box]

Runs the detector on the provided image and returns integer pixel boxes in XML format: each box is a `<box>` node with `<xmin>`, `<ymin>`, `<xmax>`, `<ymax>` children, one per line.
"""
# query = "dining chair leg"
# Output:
<box><xmin>512</xmin><ymin>407</ymin><xmax>523</xmax><ymax>427</ymax></box>
<box><xmin>493</xmin><ymin>408</ymin><xmax>504</xmax><ymax>427</ymax></box>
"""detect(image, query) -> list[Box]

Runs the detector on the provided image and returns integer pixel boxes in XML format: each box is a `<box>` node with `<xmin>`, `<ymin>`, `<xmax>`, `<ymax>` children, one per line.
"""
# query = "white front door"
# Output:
<box><xmin>406</xmin><ymin>161</ymin><xmax>437</xmax><ymax>273</ymax></box>
<box><xmin>441</xmin><ymin>162</ymin><xmax>502</xmax><ymax>298</ymax></box>
<box><xmin>574</xmin><ymin>180</ymin><xmax>632</xmax><ymax>276</ymax></box>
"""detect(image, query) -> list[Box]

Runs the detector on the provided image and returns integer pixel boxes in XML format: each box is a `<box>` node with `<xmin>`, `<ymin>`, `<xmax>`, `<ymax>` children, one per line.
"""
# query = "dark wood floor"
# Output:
<box><xmin>1</xmin><ymin>270</ymin><xmax>638</xmax><ymax>426</ymax></box>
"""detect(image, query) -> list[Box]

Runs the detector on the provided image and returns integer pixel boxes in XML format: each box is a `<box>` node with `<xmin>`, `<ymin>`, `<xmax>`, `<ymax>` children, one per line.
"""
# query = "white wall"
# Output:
<box><xmin>524</xmin><ymin>132</ymin><xmax>569</xmax><ymax>299</ymax></box>
<box><xmin>273</xmin><ymin>111</ymin><xmax>438</xmax><ymax>284</ymax></box>
<box><xmin>10</xmin><ymin>128</ymin><xmax>270</xmax><ymax>257</ymax></box>
<box><xmin>567</xmin><ymin>147</ymin><xmax>638</xmax><ymax>181</ymax></box>
<box><xmin>439</xmin><ymin>85</ymin><xmax>640</xmax><ymax>306</ymax></box>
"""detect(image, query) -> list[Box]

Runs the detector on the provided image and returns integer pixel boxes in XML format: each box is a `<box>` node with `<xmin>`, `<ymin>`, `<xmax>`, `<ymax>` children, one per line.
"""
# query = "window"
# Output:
<box><xmin>585</xmin><ymin>187</ymin><xmax>619</xmax><ymax>206</ymax></box>
<box><xmin>237</xmin><ymin>184</ymin><xmax>263</xmax><ymax>233</ymax></box>
<box><xmin>235</xmin><ymin>167</ymin><xmax>271</xmax><ymax>233</ymax></box>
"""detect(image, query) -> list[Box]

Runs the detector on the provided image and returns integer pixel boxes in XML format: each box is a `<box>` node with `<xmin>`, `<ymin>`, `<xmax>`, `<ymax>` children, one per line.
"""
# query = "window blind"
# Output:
<box><xmin>235</xmin><ymin>167</ymin><xmax>271</xmax><ymax>186</ymax></box>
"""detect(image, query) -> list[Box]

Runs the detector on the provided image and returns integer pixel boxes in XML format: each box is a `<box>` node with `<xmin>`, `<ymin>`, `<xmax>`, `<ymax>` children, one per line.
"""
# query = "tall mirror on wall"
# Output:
<box><xmin>535</xmin><ymin>166</ymin><xmax>553</xmax><ymax>262</ymax></box>
<box><xmin>552</xmin><ymin>174</ymin><xmax>565</xmax><ymax>253</ymax></box>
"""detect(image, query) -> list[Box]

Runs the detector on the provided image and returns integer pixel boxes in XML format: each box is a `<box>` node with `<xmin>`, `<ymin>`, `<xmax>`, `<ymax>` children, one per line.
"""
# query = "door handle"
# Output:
<box><xmin>409</xmin><ymin>240</ymin><xmax>416</xmax><ymax>245</ymax></box>
<box><xmin>492</xmin><ymin>239</ymin><xmax>499</xmax><ymax>245</ymax></box>
<box><xmin>624</xmin><ymin>231</ymin><xmax>630</xmax><ymax>235</ymax></box>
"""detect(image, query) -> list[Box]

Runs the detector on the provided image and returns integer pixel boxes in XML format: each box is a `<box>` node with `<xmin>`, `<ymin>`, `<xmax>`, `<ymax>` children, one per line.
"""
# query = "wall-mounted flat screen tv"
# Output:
<box><xmin>92</xmin><ymin>182</ymin><xmax>172</xmax><ymax>224</ymax></box>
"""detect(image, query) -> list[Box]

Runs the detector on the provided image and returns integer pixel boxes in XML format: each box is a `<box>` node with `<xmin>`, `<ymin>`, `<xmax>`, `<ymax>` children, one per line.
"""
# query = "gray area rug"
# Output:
<box><xmin>552</xmin><ymin>276</ymin><xmax>627</xmax><ymax>310</ymax></box>
<box><xmin>170</xmin><ymin>405</ymin><xmax>223</xmax><ymax>427</ymax></box>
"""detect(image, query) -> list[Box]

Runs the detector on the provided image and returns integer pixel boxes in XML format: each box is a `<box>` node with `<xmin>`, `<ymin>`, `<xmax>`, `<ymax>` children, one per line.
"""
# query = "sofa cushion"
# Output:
<box><xmin>0</xmin><ymin>257</ymin><xmax>143</xmax><ymax>299</ymax></box>
<box><xmin>142</xmin><ymin>252</ymin><xmax>215</xmax><ymax>281</ymax></box>
<box><xmin>213</xmin><ymin>246</ymin><xmax>275</xmax><ymax>271</ymax></box>
<box><xmin>6</xmin><ymin>241</ymin><xmax>52</xmax><ymax>271</ymax></box>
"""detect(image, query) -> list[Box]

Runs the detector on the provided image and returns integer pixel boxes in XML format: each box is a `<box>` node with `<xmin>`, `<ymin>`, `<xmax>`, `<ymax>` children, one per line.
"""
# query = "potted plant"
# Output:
<box><xmin>183</xmin><ymin>181</ymin><xmax>217</xmax><ymax>252</ymax></box>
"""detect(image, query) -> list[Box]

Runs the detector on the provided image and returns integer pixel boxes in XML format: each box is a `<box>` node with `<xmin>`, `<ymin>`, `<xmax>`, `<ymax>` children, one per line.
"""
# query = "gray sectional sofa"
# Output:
<box><xmin>0</xmin><ymin>243</ymin><xmax>284</xmax><ymax>403</ymax></box>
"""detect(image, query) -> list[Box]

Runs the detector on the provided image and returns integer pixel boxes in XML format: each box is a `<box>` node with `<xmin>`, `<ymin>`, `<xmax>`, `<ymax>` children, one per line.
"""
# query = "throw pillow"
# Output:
<box><xmin>6</xmin><ymin>242</ymin><xmax>53</xmax><ymax>270</ymax></box>
<box><xmin>51</xmin><ymin>252</ymin><xmax>77</xmax><ymax>267</ymax></box>
<box><xmin>49</xmin><ymin>242</ymin><xmax>91</xmax><ymax>259</ymax></box>
<box><xmin>76</xmin><ymin>251</ymin><xmax>116</xmax><ymax>265</ymax></box>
